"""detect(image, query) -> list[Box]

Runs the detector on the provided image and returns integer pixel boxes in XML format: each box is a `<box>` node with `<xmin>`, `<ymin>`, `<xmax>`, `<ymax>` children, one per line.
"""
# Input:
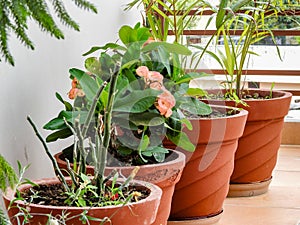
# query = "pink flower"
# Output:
<box><xmin>148</xmin><ymin>71</ymin><xmax>164</xmax><ymax>90</ymax></box>
<box><xmin>136</xmin><ymin>66</ymin><xmax>149</xmax><ymax>79</ymax></box>
<box><xmin>68</xmin><ymin>88</ymin><xmax>78</xmax><ymax>99</ymax></box>
<box><xmin>149</xmin><ymin>82</ymin><xmax>163</xmax><ymax>90</ymax></box>
<box><xmin>155</xmin><ymin>90</ymin><xmax>176</xmax><ymax>118</ymax></box>
<box><xmin>68</xmin><ymin>78</ymin><xmax>85</xmax><ymax>99</ymax></box>
<box><xmin>143</xmin><ymin>37</ymin><xmax>156</xmax><ymax>47</ymax></box>
<box><xmin>148</xmin><ymin>71</ymin><xmax>164</xmax><ymax>83</ymax></box>
<box><xmin>71</xmin><ymin>78</ymin><xmax>78</xmax><ymax>88</ymax></box>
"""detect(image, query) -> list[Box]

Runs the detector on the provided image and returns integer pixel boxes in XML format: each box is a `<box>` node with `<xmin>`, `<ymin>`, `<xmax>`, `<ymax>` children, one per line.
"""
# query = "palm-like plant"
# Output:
<box><xmin>207</xmin><ymin>0</ymin><xmax>300</xmax><ymax>99</ymax></box>
<box><xmin>126</xmin><ymin>0</ymin><xmax>213</xmax><ymax>43</ymax></box>
<box><xmin>0</xmin><ymin>0</ymin><xmax>97</xmax><ymax>66</ymax></box>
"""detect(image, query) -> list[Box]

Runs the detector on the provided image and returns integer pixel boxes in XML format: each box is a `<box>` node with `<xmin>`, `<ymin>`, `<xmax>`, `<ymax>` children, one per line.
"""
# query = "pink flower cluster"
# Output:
<box><xmin>136</xmin><ymin>66</ymin><xmax>176</xmax><ymax>118</ymax></box>
<box><xmin>68</xmin><ymin>78</ymin><xmax>85</xmax><ymax>100</ymax></box>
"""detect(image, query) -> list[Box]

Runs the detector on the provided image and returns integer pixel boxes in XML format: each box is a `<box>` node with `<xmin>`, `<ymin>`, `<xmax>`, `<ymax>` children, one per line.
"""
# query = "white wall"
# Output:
<box><xmin>0</xmin><ymin>1</ymin><xmax>140</xmax><ymax>179</ymax></box>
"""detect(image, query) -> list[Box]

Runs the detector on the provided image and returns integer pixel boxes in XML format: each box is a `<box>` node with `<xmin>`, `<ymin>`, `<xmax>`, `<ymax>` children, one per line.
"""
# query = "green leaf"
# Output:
<box><xmin>114</xmin><ymin>89</ymin><xmax>161</xmax><ymax>113</ymax></box>
<box><xmin>141</xmin><ymin>146</ymin><xmax>169</xmax><ymax>163</ymax></box>
<box><xmin>180</xmin><ymin>118</ymin><xmax>193</xmax><ymax>131</ymax></box>
<box><xmin>84</xmin><ymin>57</ymin><xmax>101</xmax><ymax>75</ymax></box>
<box><xmin>153</xmin><ymin>152</ymin><xmax>166</xmax><ymax>163</ymax></box>
<box><xmin>112</xmin><ymin>116</ymin><xmax>138</xmax><ymax>130</ymax></box>
<box><xmin>167</xmin><ymin>132</ymin><xmax>195</xmax><ymax>152</ymax></box>
<box><xmin>122</xmin><ymin>42</ymin><xmax>141</xmax><ymax>65</ymax></box>
<box><xmin>139</xmin><ymin>135</ymin><xmax>150</xmax><ymax>152</ymax></box>
<box><xmin>0</xmin><ymin>154</ymin><xmax>18</xmax><ymax>192</ymax></box>
<box><xmin>129</xmin><ymin>112</ymin><xmax>165</xmax><ymax>126</ymax></box>
<box><xmin>142</xmin><ymin>42</ymin><xmax>192</xmax><ymax>55</ymax></box>
<box><xmin>43</xmin><ymin>117</ymin><xmax>66</xmax><ymax>130</ymax></box>
<box><xmin>69</xmin><ymin>68</ymin><xmax>98</xmax><ymax>101</ymax></box>
<box><xmin>45</xmin><ymin>128</ymin><xmax>73</xmax><ymax>142</ymax></box>
<box><xmin>82</xmin><ymin>43</ymin><xmax>127</xmax><ymax>56</ymax></box>
<box><xmin>216</xmin><ymin>0</ymin><xmax>229</xmax><ymax>28</ymax></box>
<box><xmin>186</xmin><ymin>88</ymin><xmax>207</xmax><ymax>97</ymax></box>
<box><xmin>175</xmin><ymin>72</ymin><xmax>208</xmax><ymax>84</ymax></box>
<box><xmin>180</xmin><ymin>98</ymin><xmax>212</xmax><ymax>116</ymax></box>
<box><xmin>136</xmin><ymin>26</ymin><xmax>151</xmax><ymax>42</ymax></box>
<box><xmin>119</xmin><ymin>25</ymin><xmax>136</xmax><ymax>45</ymax></box>
<box><xmin>55</xmin><ymin>92</ymin><xmax>72</xmax><ymax>111</ymax></box>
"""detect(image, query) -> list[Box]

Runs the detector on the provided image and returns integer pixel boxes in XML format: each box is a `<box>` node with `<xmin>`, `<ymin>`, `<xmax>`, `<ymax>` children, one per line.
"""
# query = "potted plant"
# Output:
<box><xmin>164</xmin><ymin>106</ymin><xmax>248</xmax><ymax>225</ymax></box>
<box><xmin>1</xmin><ymin>53</ymin><xmax>163</xmax><ymax>225</ymax></box>
<box><xmin>126</xmin><ymin>1</ymin><xmax>250</xmax><ymax>223</ymax></box>
<box><xmin>42</xmin><ymin>23</ymin><xmax>215</xmax><ymax>225</ymax></box>
<box><xmin>196</xmin><ymin>0</ymin><xmax>295</xmax><ymax>196</ymax></box>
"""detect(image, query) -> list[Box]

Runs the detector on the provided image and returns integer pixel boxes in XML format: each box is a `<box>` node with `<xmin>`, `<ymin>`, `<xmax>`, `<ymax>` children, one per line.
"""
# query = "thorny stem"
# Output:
<box><xmin>82</xmin><ymin>81</ymin><xmax>108</xmax><ymax>138</ymax></box>
<box><xmin>74</xmin><ymin>118</ymin><xmax>87</xmax><ymax>175</ymax></box>
<box><xmin>27</xmin><ymin>116</ymin><xmax>70</xmax><ymax>192</ymax></box>
<box><xmin>95</xmin><ymin>67</ymin><xmax>119</xmax><ymax>193</ymax></box>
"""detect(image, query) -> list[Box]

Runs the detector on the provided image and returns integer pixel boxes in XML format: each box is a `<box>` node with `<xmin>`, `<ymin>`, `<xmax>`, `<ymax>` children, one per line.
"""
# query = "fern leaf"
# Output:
<box><xmin>25</xmin><ymin>0</ymin><xmax>65</xmax><ymax>39</ymax></box>
<box><xmin>0</xmin><ymin>209</ymin><xmax>11</xmax><ymax>225</ymax></box>
<box><xmin>0</xmin><ymin>0</ymin><xmax>97</xmax><ymax>66</ymax></box>
<box><xmin>0</xmin><ymin>154</ymin><xmax>18</xmax><ymax>192</ymax></box>
<box><xmin>0</xmin><ymin>4</ymin><xmax>15</xmax><ymax>66</ymax></box>
<box><xmin>52</xmin><ymin>0</ymin><xmax>80</xmax><ymax>31</ymax></box>
<box><xmin>72</xmin><ymin>0</ymin><xmax>98</xmax><ymax>13</ymax></box>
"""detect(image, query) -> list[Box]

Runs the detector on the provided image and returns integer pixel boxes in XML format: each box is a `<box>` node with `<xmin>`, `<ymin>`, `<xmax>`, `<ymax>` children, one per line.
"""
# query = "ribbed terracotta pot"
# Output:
<box><xmin>55</xmin><ymin>150</ymin><xmax>186</xmax><ymax>225</ymax></box>
<box><xmin>164</xmin><ymin>106</ymin><xmax>248</xmax><ymax>224</ymax></box>
<box><xmin>202</xmin><ymin>89</ymin><xmax>292</xmax><ymax>197</ymax></box>
<box><xmin>3</xmin><ymin>177</ymin><xmax>162</xmax><ymax>225</ymax></box>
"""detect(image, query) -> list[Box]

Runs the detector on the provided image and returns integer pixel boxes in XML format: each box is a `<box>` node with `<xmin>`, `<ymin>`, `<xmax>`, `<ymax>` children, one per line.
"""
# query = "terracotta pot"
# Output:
<box><xmin>202</xmin><ymin>89</ymin><xmax>292</xmax><ymax>196</ymax></box>
<box><xmin>55</xmin><ymin>150</ymin><xmax>186</xmax><ymax>225</ymax></box>
<box><xmin>3</xmin><ymin>177</ymin><xmax>162</xmax><ymax>225</ymax></box>
<box><xmin>164</xmin><ymin>106</ymin><xmax>248</xmax><ymax>223</ymax></box>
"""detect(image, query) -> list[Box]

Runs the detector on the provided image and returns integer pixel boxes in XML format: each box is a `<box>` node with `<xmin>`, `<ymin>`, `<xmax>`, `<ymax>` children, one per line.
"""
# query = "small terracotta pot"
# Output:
<box><xmin>55</xmin><ymin>150</ymin><xmax>186</xmax><ymax>225</ymax></box>
<box><xmin>202</xmin><ymin>89</ymin><xmax>292</xmax><ymax>196</ymax></box>
<box><xmin>164</xmin><ymin>105</ymin><xmax>248</xmax><ymax>223</ymax></box>
<box><xmin>3</xmin><ymin>177</ymin><xmax>162</xmax><ymax>225</ymax></box>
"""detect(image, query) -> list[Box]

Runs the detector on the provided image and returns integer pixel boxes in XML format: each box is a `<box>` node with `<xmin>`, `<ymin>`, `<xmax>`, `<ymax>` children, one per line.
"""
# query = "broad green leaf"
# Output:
<box><xmin>180</xmin><ymin>98</ymin><xmax>212</xmax><ymax>116</ymax></box>
<box><xmin>122</xmin><ymin>42</ymin><xmax>141</xmax><ymax>65</ymax></box>
<box><xmin>84</xmin><ymin>57</ymin><xmax>101</xmax><ymax>75</ymax></box>
<box><xmin>112</xmin><ymin>115</ymin><xmax>138</xmax><ymax>130</ymax></box>
<box><xmin>142</xmin><ymin>42</ymin><xmax>192</xmax><ymax>55</ymax></box>
<box><xmin>153</xmin><ymin>152</ymin><xmax>166</xmax><ymax>163</ymax></box>
<box><xmin>69</xmin><ymin>68</ymin><xmax>98</xmax><ymax>102</ymax></box>
<box><xmin>136</xmin><ymin>26</ymin><xmax>151</xmax><ymax>42</ymax></box>
<box><xmin>55</xmin><ymin>92</ymin><xmax>72</xmax><ymax>111</ymax></box>
<box><xmin>119</xmin><ymin>25</ymin><xmax>136</xmax><ymax>45</ymax></box>
<box><xmin>82</xmin><ymin>43</ymin><xmax>126</xmax><ymax>56</ymax></box>
<box><xmin>129</xmin><ymin>112</ymin><xmax>165</xmax><ymax>126</ymax></box>
<box><xmin>139</xmin><ymin>135</ymin><xmax>150</xmax><ymax>152</ymax></box>
<box><xmin>180</xmin><ymin>118</ymin><xmax>193</xmax><ymax>131</ymax></box>
<box><xmin>45</xmin><ymin>128</ymin><xmax>73</xmax><ymax>142</ymax></box>
<box><xmin>114</xmin><ymin>89</ymin><xmax>161</xmax><ymax>113</ymax></box>
<box><xmin>186</xmin><ymin>88</ymin><xmax>207</xmax><ymax>97</ymax></box>
<box><xmin>43</xmin><ymin>117</ymin><xmax>66</xmax><ymax>130</ymax></box>
<box><xmin>166</xmin><ymin>132</ymin><xmax>195</xmax><ymax>152</ymax></box>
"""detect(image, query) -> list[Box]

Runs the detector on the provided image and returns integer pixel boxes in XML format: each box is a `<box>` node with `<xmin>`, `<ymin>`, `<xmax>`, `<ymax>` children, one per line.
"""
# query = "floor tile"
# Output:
<box><xmin>219</xmin><ymin>145</ymin><xmax>300</xmax><ymax>225</ymax></box>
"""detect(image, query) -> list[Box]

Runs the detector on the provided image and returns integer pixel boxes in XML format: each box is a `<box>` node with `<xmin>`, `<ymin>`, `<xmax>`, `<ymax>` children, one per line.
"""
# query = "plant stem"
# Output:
<box><xmin>27</xmin><ymin>116</ymin><xmax>70</xmax><ymax>192</ymax></box>
<box><xmin>95</xmin><ymin>67</ymin><xmax>119</xmax><ymax>193</ymax></box>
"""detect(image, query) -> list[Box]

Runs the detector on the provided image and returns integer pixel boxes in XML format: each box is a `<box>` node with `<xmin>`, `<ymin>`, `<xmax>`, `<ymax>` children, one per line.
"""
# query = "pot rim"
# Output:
<box><xmin>187</xmin><ymin>104</ymin><xmax>248</xmax><ymax>121</ymax></box>
<box><xmin>55</xmin><ymin>149</ymin><xmax>186</xmax><ymax>171</ymax></box>
<box><xmin>3</xmin><ymin>177</ymin><xmax>162</xmax><ymax>210</ymax></box>
<box><xmin>205</xmin><ymin>88</ymin><xmax>292</xmax><ymax>103</ymax></box>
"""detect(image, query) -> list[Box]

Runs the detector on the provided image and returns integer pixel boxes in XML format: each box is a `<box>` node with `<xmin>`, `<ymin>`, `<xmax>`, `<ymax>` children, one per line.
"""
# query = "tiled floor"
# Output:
<box><xmin>218</xmin><ymin>145</ymin><xmax>300</xmax><ymax>225</ymax></box>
